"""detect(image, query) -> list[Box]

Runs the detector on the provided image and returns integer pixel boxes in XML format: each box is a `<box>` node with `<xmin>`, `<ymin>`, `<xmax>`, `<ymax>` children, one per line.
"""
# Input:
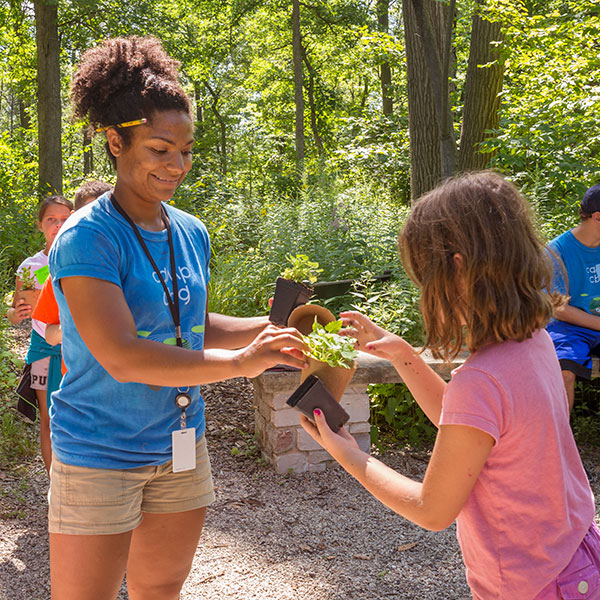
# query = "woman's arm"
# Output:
<box><xmin>204</xmin><ymin>312</ymin><xmax>270</xmax><ymax>350</ymax></box>
<box><xmin>61</xmin><ymin>276</ymin><xmax>307</xmax><ymax>386</ymax></box>
<box><xmin>340</xmin><ymin>311</ymin><xmax>446</xmax><ymax>425</ymax></box>
<box><xmin>302</xmin><ymin>412</ymin><xmax>493</xmax><ymax>530</ymax></box>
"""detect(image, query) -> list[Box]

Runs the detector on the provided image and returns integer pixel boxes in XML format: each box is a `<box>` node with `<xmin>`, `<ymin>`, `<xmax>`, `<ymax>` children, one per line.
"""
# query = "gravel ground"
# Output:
<box><xmin>2</xmin><ymin>324</ymin><xmax>600</xmax><ymax>600</ymax></box>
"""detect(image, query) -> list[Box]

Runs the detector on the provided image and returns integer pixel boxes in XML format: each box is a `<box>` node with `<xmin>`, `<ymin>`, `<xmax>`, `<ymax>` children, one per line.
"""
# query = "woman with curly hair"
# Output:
<box><xmin>48</xmin><ymin>36</ymin><xmax>306</xmax><ymax>599</ymax></box>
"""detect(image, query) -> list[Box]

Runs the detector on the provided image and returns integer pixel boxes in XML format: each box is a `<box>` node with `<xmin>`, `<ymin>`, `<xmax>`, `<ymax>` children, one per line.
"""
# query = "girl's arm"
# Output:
<box><xmin>302</xmin><ymin>412</ymin><xmax>493</xmax><ymax>530</ymax></box>
<box><xmin>340</xmin><ymin>311</ymin><xmax>446</xmax><ymax>425</ymax></box>
<box><xmin>45</xmin><ymin>323</ymin><xmax>62</xmax><ymax>346</ymax></box>
<box><xmin>6</xmin><ymin>276</ymin><xmax>32</xmax><ymax>325</ymax></box>
<box><xmin>61</xmin><ymin>275</ymin><xmax>307</xmax><ymax>386</ymax></box>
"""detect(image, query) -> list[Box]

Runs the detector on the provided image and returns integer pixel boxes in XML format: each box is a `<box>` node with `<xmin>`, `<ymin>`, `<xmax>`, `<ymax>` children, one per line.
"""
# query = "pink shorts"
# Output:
<box><xmin>535</xmin><ymin>521</ymin><xmax>600</xmax><ymax>599</ymax></box>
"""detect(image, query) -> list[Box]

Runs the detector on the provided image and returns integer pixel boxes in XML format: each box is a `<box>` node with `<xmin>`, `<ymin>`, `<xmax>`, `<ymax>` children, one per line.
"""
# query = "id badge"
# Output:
<box><xmin>171</xmin><ymin>427</ymin><xmax>196</xmax><ymax>472</ymax></box>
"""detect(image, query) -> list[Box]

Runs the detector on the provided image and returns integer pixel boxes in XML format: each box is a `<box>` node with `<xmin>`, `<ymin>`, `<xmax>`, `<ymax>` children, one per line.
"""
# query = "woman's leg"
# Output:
<box><xmin>36</xmin><ymin>389</ymin><xmax>52</xmax><ymax>474</ymax></box>
<box><xmin>50</xmin><ymin>531</ymin><xmax>132</xmax><ymax>600</ymax></box>
<box><xmin>126</xmin><ymin>507</ymin><xmax>207</xmax><ymax>600</ymax></box>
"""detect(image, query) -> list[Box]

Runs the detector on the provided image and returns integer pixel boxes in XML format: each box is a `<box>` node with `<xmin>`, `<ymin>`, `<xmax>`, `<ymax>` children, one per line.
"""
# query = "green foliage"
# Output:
<box><xmin>368</xmin><ymin>383</ymin><xmax>437</xmax><ymax>452</ymax></box>
<box><xmin>19</xmin><ymin>266</ymin><xmax>36</xmax><ymax>291</ymax></box>
<box><xmin>230</xmin><ymin>430</ymin><xmax>267</xmax><ymax>465</ymax></box>
<box><xmin>280</xmin><ymin>254</ymin><xmax>322</xmax><ymax>284</ymax></box>
<box><xmin>303</xmin><ymin>318</ymin><xmax>358</xmax><ymax>369</ymax></box>
<box><xmin>571</xmin><ymin>380</ymin><xmax>600</xmax><ymax>447</ymax></box>
<box><xmin>0</xmin><ymin>325</ymin><xmax>37</xmax><ymax>469</ymax></box>
<box><xmin>484</xmin><ymin>2</ymin><xmax>600</xmax><ymax>204</ymax></box>
<box><xmin>350</xmin><ymin>271</ymin><xmax>424</xmax><ymax>347</ymax></box>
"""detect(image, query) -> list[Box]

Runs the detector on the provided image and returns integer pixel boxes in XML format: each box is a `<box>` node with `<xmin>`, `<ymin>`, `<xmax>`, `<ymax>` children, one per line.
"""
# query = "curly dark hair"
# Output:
<box><xmin>71</xmin><ymin>36</ymin><xmax>191</xmax><ymax>164</ymax></box>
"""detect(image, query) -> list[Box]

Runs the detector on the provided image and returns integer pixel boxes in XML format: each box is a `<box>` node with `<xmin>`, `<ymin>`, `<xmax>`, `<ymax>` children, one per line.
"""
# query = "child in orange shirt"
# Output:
<box><xmin>31</xmin><ymin>181</ymin><xmax>112</xmax><ymax>470</ymax></box>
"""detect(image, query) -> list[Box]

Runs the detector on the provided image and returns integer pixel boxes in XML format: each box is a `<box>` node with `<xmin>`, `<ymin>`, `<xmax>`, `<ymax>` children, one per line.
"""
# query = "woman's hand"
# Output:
<box><xmin>235</xmin><ymin>324</ymin><xmax>308</xmax><ymax>378</ymax></box>
<box><xmin>340</xmin><ymin>310</ymin><xmax>411</xmax><ymax>362</ymax></box>
<box><xmin>7</xmin><ymin>299</ymin><xmax>32</xmax><ymax>324</ymax></box>
<box><xmin>300</xmin><ymin>410</ymin><xmax>360</xmax><ymax>462</ymax></box>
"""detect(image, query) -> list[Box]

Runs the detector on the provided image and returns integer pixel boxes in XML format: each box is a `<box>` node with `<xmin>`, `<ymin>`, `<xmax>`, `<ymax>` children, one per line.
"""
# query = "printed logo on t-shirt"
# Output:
<box><xmin>152</xmin><ymin>265</ymin><xmax>192</xmax><ymax>306</ymax></box>
<box><xmin>586</xmin><ymin>264</ymin><xmax>600</xmax><ymax>284</ymax></box>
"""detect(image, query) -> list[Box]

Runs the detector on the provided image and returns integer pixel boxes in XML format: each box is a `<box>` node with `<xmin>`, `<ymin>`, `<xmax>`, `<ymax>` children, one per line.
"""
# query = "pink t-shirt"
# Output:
<box><xmin>440</xmin><ymin>329</ymin><xmax>594</xmax><ymax>599</ymax></box>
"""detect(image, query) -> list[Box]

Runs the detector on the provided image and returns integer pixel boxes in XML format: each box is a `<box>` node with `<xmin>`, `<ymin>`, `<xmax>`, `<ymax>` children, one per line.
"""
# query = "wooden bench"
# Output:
<box><xmin>251</xmin><ymin>350</ymin><xmax>465</xmax><ymax>474</ymax></box>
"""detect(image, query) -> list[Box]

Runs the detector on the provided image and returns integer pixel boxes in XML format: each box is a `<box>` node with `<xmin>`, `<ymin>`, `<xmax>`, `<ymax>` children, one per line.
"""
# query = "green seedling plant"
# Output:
<box><xmin>19</xmin><ymin>266</ymin><xmax>36</xmax><ymax>291</ymax></box>
<box><xmin>281</xmin><ymin>254</ymin><xmax>322</xmax><ymax>285</ymax></box>
<box><xmin>303</xmin><ymin>317</ymin><xmax>358</xmax><ymax>368</ymax></box>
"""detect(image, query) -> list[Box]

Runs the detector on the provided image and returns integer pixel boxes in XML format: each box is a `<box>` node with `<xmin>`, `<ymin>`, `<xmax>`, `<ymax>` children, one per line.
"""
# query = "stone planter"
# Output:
<box><xmin>269</xmin><ymin>277</ymin><xmax>313</xmax><ymax>326</ymax></box>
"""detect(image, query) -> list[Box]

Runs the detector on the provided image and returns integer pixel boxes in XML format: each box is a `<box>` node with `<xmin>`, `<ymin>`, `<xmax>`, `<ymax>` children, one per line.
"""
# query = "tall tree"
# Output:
<box><xmin>34</xmin><ymin>0</ymin><xmax>62</xmax><ymax>195</ymax></box>
<box><xmin>292</xmin><ymin>0</ymin><xmax>305</xmax><ymax>175</ymax></box>
<box><xmin>402</xmin><ymin>0</ymin><xmax>454</xmax><ymax>199</ymax></box>
<box><xmin>377</xmin><ymin>0</ymin><xmax>393</xmax><ymax>116</ymax></box>
<box><xmin>403</xmin><ymin>0</ymin><xmax>506</xmax><ymax>201</ymax></box>
<box><xmin>458</xmin><ymin>0</ymin><xmax>504</xmax><ymax>172</ymax></box>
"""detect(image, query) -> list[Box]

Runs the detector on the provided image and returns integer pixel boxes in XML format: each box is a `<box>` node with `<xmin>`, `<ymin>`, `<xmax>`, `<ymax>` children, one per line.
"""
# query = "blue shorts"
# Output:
<box><xmin>546</xmin><ymin>320</ymin><xmax>600</xmax><ymax>380</ymax></box>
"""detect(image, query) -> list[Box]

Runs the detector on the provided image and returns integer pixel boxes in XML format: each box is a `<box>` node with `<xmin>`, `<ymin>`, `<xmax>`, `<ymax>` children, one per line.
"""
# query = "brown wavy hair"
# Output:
<box><xmin>399</xmin><ymin>171</ymin><xmax>563</xmax><ymax>360</ymax></box>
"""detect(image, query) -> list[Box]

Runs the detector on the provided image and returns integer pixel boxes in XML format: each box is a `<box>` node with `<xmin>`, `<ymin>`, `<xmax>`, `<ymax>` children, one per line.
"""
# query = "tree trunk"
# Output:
<box><xmin>402</xmin><ymin>0</ymin><xmax>441</xmax><ymax>201</ymax></box>
<box><xmin>403</xmin><ymin>0</ymin><xmax>456</xmax><ymax>201</ymax></box>
<box><xmin>459</xmin><ymin>0</ymin><xmax>505</xmax><ymax>172</ymax></box>
<box><xmin>18</xmin><ymin>96</ymin><xmax>31</xmax><ymax>130</ymax></box>
<box><xmin>83</xmin><ymin>129</ymin><xmax>93</xmax><ymax>175</ymax></box>
<box><xmin>302</xmin><ymin>48</ymin><xmax>324</xmax><ymax>157</ymax></box>
<box><xmin>35</xmin><ymin>0</ymin><xmax>63</xmax><ymax>195</ymax></box>
<box><xmin>205</xmin><ymin>82</ymin><xmax>227</xmax><ymax>175</ymax></box>
<box><xmin>292</xmin><ymin>0</ymin><xmax>305</xmax><ymax>175</ymax></box>
<box><xmin>377</xmin><ymin>0</ymin><xmax>393</xmax><ymax>116</ymax></box>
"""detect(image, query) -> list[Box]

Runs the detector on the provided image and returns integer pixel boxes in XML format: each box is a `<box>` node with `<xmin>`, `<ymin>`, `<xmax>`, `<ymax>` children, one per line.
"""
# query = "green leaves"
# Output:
<box><xmin>302</xmin><ymin>317</ymin><xmax>358</xmax><ymax>369</ymax></box>
<box><xmin>280</xmin><ymin>254</ymin><xmax>322</xmax><ymax>284</ymax></box>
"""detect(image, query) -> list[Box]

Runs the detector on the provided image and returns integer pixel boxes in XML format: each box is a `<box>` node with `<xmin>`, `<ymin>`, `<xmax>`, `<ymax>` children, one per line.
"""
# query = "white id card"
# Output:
<box><xmin>172</xmin><ymin>427</ymin><xmax>196</xmax><ymax>473</ymax></box>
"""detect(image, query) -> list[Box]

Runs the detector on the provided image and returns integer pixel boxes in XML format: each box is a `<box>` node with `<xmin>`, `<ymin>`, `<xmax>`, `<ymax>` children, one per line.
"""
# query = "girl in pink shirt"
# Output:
<box><xmin>302</xmin><ymin>172</ymin><xmax>599</xmax><ymax>599</ymax></box>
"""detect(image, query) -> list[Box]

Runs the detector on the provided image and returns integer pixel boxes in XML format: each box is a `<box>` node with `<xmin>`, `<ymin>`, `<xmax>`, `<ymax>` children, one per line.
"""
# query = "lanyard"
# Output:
<box><xmin>110</xmin><ymin>194</ymin><xmax>182</xmax><ymax>347</ymax></box>
<box><xmin>110</xmin><ymin>194</ymin><xmax>192</xmax><ymax>426</ymax></box>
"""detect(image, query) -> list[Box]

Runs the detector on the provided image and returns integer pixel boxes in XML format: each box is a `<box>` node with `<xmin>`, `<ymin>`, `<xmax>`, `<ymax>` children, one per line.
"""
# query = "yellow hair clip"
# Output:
<box><xmin>95</xmin><ymin>118</ymin><xmax>147</xmax><ymax>133</ymax></box>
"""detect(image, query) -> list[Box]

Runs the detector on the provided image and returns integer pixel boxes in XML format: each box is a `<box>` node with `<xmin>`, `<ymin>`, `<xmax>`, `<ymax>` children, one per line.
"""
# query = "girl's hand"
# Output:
<box><xmin>7</xmin><ymin>299</ymin><xmax>32</xmax><ymax>324</ymax></box>
<box><xmin>340</xmin><ymin>311</ymin><xmax>411</xmax><ymax>362</ymax></box>
<box><xmin>300</xmin><ymin>409</ymin><xmax>359</xmax><ymax>461</ymax></box>
<box><xmin>236</xmin><ymin>324</ymin><xmax>308</xmax><ymax>378</ymax></box>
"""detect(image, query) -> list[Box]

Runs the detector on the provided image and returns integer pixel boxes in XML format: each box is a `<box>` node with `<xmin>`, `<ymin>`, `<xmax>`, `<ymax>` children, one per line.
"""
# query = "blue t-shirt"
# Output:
<box><xmin>548</xmin><ymin>229</ymin><xmax>600</xmax><ymax>316</ymax></box>
<box><xmin>49</xmin><ymin>193</ymin><xmax>210</xmax><ymax>468</ymax></box>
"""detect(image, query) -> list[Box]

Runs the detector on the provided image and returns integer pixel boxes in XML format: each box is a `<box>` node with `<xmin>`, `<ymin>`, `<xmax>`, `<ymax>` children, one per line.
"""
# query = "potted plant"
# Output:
<box><xmin>269</xmin><ymin>254</ymin><xmax>322</xmax><ymax>326</ymax></box>
<box><xmin>288</xmin><ymin>305</ymin><xmax>358</xmax><ymax>401</ymax></box>
<box><xmin>17</xmin><ymin>266</ymin><xmax>41</xmax><ymax>310</ymax></box>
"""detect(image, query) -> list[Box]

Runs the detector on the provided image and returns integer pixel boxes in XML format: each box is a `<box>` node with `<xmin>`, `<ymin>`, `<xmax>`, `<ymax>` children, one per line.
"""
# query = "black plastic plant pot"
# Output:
<box><xmin>269</xmin><ymin>277</ymin><xmax>313</xmax><ymax>326</ymax></box>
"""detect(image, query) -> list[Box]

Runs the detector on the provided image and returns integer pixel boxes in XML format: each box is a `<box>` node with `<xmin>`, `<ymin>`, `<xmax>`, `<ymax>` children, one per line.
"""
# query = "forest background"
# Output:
<box><xmin>1</xmin><ymin>0</ymin><xmax>599</xmax><ymax>461</ymax></box>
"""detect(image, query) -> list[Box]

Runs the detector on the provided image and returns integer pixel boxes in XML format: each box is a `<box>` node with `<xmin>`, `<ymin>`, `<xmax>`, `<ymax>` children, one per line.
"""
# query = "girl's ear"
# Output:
<box><xmin>105</xmin><ymin>128</ymin><xmax>124</xmax><ymax>159</ymax></box>
<box><xmin>452</xmin><ymin>253</ymin><xmax>464</xmax><ymax>271</ymax></box>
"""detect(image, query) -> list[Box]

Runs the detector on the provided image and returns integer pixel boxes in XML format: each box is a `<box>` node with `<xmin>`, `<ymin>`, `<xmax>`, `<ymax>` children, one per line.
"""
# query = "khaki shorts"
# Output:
<box><xmin>48</xmin><ymin>436</ymin><xmax>215</xmax><ymax>535</ymax></box>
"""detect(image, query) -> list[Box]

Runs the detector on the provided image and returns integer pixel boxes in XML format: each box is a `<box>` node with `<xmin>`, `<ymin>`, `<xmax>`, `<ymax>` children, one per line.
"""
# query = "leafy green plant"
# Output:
<box><xmin>368</xmin><ymin>383</ymin><xmax>437</xmax><ymax>452</ymax></box>
<box><xmin>19</xmin><ymin>266</ymin><xmax>36</xmax><ymax>291</ymax></box>
<box><xmin>280</xmin><ymin>254</ymin><xmax>322</xmax><ymax>284</ymax></box>
<box><xmin>303</xmin><ymin>318</ymin><xmax>358</xmax><ymax>368</ymax></box>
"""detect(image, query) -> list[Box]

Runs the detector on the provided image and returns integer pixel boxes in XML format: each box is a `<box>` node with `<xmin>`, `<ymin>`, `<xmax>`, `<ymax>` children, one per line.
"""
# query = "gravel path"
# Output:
<box><xmin>2</xmin><ymin>325</ymin><xmax>599</xmax><ymax>599</ymax></box>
